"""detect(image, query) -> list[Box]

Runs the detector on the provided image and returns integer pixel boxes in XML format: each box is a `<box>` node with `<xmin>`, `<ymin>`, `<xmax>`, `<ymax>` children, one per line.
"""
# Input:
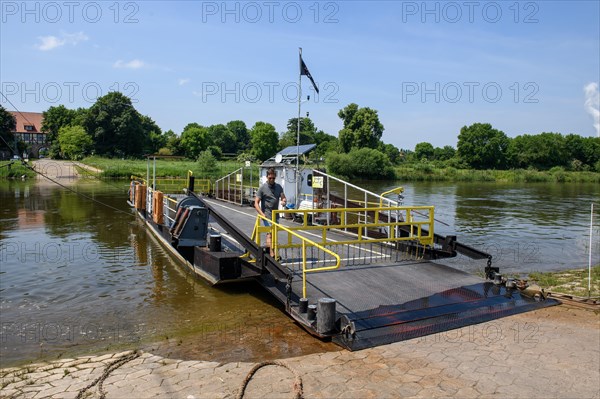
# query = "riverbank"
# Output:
<box><xmin>1</xmin><ymin>304</ymin><xmax>598</xmax><ymax>399</ymax></box>
<box><xmin>0</xmin><ymin>161</ymin><xmax>35</xmax><ymax>179</ymax></box>
<box><xmin>527</xmin><ymin>266</ymin><xmax>600</xmax><ymax>299</ymax></box>
<box><xmin>394</xmin><ymin>165</ymin><xmax>600</xmax><ymax>183</ymax></box>
<box><xmin>4</xmin><ymin>157</ymin><xmax>598</xmax><ymax>183</ymax></box>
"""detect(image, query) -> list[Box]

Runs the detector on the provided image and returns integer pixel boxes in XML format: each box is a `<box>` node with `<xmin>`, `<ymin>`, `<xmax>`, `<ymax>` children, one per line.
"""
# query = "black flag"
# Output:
<box><xmin>300</xmin><ymin>56</ymin><xmax>319</xmax><ymax>94</ymax></box>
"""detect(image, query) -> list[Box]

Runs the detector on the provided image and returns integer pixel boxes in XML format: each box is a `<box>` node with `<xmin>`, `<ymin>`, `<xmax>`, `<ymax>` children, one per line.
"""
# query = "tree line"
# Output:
<box><xmin>410</xmin><ymin>123</ymin><xmax>599</xmax><ymax>173</ymax></box>
<box><xmin>1</xmin><ymin>92</ymin><xmax>598</xmax><ymax>177</ymax></box>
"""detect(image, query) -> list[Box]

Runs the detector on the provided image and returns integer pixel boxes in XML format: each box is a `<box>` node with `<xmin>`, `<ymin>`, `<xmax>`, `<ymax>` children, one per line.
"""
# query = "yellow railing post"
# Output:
<box><xmin>302</xmin><ymin>241</ymin><xmax>307</xmax><ymax>297</ymax></box>
<box><xmin>186</xmin><ymin>170</ymin><xmax>193</xmax><ymax>191</ymax></box>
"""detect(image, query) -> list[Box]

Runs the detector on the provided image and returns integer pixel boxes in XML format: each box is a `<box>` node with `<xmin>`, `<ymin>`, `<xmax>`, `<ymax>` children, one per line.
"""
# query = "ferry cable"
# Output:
<box><xmin>75</xmin><ymin>350</ymin><xmax>141</xmax><ymax>399</ymax></box>
<box><xmin>237</xmin><ymin>360</ymin><xmax>303</xmax><ymax>399</ymax></box>
<box><xmin>23</xmin><ymin>162</ymin><xmax>137</xmax><ymax>218</ymax></box>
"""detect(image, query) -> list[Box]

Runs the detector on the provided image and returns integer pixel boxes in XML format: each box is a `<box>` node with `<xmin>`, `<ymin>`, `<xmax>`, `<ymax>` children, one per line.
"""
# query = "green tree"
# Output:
<box><xmin>141</xmin><ymin>115</ymin><xmax>163</xmax><ymax>154</ymax></box>
<box><xmin>0</xmin><ymin>105</ymin><xmax>16</xmax><ymax>152</ymax></box>
<box><xmin>226</xmin><ymin>120</ymin><xmax>250</xmax><ymax>152</ymax></box>
<box><xmin>581</xmin><ymin>137</ymin><xmax>600</xmax><ymax>168</ymax></box>
<box><xmin>414</xmin><ymin>142</ymin><xmax>435</xmax><ymax>161</ymax></box>
<box><xmin>279</xmin><ymin>117</ymin><xmax>317</xmax><ymax>149</ymax></box>
<box><xmin>84</xmin><ymin>92</ymin><xmax>147</xmax><ymax>157</ymax></box>
<box><xmin>377</xmin><ymin>142</ymin><xmax>400</xmax><ymax>164</ymax></box>
<box><xmin>58</xmin><ymin>125</ymin><xmax>93</xmax><ymax>160</ymax></box>
<box><xmin>566</xmin><ymin>134</ymin><xmax>600</xmax><ymax>169</ymax></box>
<box><xmin>338</xmin><ymin>103</ymin><xmax>384</xmax><ymax>152</ymax></box>
<box><xmin>507</xmin><ymin>133</ymin><xmax>569</xmax><ymax>169</ymax></box>
<box><xmin>208</xmin><ymin>124</ymin><xmax>237</xmax><ymax>154</ymax></box>
<box><xmin>313</xmin><ymin>130</ymin><xmax>339</xmax><ymax>159</ymax></box>
<box><xmin>434</xmin><ymin>145</ymin><xmax>456</xmax><ymax>161</ymax></box>
<box><xmin>163</xmin><ymin>129</ymin><xmax>181</xmax><ymax>155</ymax></box>
<box><xmin>42</xmin><ymin>105</ymin><xmax>76</xmax><ymax>140</ymax></box>
<box><xmin>250</xmin><ymin>121</ymin><xmax>278</xmax><ymax>161</ymax></box>
<box><xmin>457</xmin><ymin>123</ymin><xmax>509</xmax><ymax>169</ymax></box>
<box><xmin>42</xmin><ymin>105</ymin><xmax>88</xmax><ymax>158</ymax></box>
<box><xmin>180</xmin><ymin>125</ymin><xmax>208</xmax><ymax>159</ymax></box>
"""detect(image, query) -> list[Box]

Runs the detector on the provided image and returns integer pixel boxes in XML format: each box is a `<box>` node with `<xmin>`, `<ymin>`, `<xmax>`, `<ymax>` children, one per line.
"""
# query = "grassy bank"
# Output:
<box><xmin>394</xmin><ymin>165</ymin><xmax>600</xmax><ymax>183</ymax></box>
<box><xmin>80</xmin><ymin>156</ymin><xmax>258</xmax><ymax>180</ymax></box>
<box><xmin>0</xmin><ymin>161</ymin><xmax>36</xmax><ymax>179</ymax></box>
<box><xmin>526</xmin><ymin>265</ymin><xmax>600</xmax><ymax>298</ymax></box>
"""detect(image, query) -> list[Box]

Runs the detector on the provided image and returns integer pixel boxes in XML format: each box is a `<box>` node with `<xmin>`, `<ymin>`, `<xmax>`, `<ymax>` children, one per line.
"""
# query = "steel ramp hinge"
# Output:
<box><xmin>485</xmin><ymin>256</ymin><xmax>499</xmax><ymax>280</ymax></box>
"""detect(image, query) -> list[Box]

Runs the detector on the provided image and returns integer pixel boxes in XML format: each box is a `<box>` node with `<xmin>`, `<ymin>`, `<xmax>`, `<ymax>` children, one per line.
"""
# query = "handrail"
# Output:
<box><xmin>273</xmin><ymin>205</ymin><xmax>435</xmax><ymax>247</ymax></box>
<box><xmin>253</xmin><ymin>214</ymin><xmax>341</xmax><ymax>298</ymax></box>
<box><xmin>379</xmin><ymin>187</ymin><xmax>404</xmax><ymax>208</ymax></box>
<box><xmin>215</xmin><ymin>167</ymin><xmax>243</xmax><ymax>205</ymax></box>
<box><xmin>312</xmin><ymin>169</ymin><xmax>399</xmax><ymax>207</ymax></box>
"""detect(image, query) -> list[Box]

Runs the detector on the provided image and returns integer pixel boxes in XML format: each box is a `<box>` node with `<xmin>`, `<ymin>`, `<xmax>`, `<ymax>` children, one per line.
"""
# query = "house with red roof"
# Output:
<box><xmin>8</xmin><ymin>111</ymin><xmax>47</xmax><ymax>158</ymax></box>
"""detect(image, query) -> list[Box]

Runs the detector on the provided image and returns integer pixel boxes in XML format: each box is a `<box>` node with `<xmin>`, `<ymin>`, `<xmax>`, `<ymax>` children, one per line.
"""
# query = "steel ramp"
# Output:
<box><xmin>284</xmin><ymin>261</ymin><xmax>559</xmax><ymax>350</ymax></box>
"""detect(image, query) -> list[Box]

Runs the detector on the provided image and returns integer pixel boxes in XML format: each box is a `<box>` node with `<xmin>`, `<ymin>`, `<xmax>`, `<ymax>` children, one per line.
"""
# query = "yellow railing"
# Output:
<box><xmin>132</xmin><ymin>174</ymin><xmax>211</xmax><ymax>195</ymax></box>
<box><xmin>186</xmin><ymin>170</ymin><xmax>213</xmax><ymax>193</ymax></box>
<box><xmin>272</xmin><ymin>205</ymin><xmax>434</xmax><ymax>247</ymax></box>
<box><xmin>252</xmin><ymin>215</ymin><xmax>341</xmax><ymax>298</ymax></box>
<box><xmin>195</xmin><ymin>179</ymin><xmax>212</xmax><ymax>194</ymax></box>
<box><xmin>379</xmin><ymin>187</ymin><xmax>404</xmax><ymax>208</ymax></box>
<box><xmin>131</xmin><ymin>175</ymin><xmax>146</xmax><ymax>185</ymax></box>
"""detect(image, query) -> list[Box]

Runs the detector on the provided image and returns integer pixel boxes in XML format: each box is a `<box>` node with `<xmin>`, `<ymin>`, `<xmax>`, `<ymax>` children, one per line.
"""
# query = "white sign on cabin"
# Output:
<box><xmin>312</xmin><ymin>176</ymin><xmax>324</xmax><ymax>189</ymax></box>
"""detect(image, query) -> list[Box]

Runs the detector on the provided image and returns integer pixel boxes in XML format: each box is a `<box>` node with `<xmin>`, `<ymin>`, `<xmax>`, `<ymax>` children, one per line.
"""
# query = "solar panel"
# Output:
<box><xmin>278</xmin><ymin>144</ymin><xmax>316</xmax><ymax>156</ymax></box>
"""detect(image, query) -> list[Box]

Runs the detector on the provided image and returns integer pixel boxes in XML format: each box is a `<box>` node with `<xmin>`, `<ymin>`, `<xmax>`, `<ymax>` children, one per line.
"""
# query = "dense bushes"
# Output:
<box><xmin>326</xmin><ymin>148</ymin><xmax>395</xmax><ymax>179</ymax></box>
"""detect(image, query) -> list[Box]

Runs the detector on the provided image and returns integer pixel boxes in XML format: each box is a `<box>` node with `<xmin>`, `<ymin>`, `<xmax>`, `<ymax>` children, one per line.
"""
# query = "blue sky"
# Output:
<box><xmin>1</xmin><ymin>1</ymin><xmax>599</xmax><ymax>150</ymax></box>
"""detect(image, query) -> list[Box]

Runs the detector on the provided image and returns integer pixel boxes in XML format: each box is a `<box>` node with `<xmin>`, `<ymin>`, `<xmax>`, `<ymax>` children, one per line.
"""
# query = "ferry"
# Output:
<box><xmin>128</xmin><ymin>145</ymin><xmax>558</xmax><ymax>350</ymax></box>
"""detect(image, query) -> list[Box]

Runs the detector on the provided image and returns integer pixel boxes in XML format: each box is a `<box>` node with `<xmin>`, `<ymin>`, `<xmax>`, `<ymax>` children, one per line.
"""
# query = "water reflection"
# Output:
<box><xmin>0</xmin><ymin>180</ymin><xmax>335</xmax><ymax>367</ymax></box>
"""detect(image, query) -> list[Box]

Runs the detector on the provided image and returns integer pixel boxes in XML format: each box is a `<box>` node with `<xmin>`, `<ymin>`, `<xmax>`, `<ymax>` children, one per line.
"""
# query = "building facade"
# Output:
<box><xmin>9</xmin><ymin>111</ymin><xmax>47</xmax><ymax>158</ymax></box>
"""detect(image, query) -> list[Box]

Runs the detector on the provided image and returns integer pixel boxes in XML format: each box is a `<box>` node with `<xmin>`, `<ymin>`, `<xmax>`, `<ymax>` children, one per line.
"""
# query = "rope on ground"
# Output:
<box><xmin>75</xmin><ymin>350</ymin><xmax>141</xmax><ymax>399</ymax></box>
<box><xmin>236</xmin><ymin>360</ymin><xmax>303</xmax><ymax>399</ymax></box>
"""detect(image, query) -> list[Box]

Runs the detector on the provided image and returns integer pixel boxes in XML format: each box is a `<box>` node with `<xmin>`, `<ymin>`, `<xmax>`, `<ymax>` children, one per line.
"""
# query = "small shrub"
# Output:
<box><xmin>197</xmin><ymin>150</ymin><xmax>218</xmax><ymax>175</ymax></box>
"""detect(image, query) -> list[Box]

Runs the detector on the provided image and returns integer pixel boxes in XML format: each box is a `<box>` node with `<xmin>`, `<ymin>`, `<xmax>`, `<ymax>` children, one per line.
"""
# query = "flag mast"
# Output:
<box><xmin>296</xmin><ymin>48</ymin><xmax>319</xmax><ymax>205</ymax></box>
<box><xmin>296</xmin><ymin>47</ymin><xmax>302</xmax><ymax>204</ymax></box>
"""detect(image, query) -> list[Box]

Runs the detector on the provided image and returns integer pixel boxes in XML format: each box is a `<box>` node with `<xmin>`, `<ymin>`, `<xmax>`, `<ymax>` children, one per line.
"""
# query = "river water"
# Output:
<box><xmin>0</xmin><ymin>178</ymin><xmax>598</xmax><ymax>367</ymax></box>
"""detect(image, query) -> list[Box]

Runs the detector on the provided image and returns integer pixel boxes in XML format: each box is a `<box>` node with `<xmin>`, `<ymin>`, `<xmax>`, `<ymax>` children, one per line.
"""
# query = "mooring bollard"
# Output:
<box><xmin>317</xmin><ymin>298</ymin><xmax>336</xmax><ymax>334</ymax></box>
<box><xmin>299</xmin><ymin>298</ymin><xmax>308</xmax><ymax>313</ymax></box>
<box><xmin>209</xmin><ymin>234</ymin><xmax>221</xmax><ymax>252</ymax></box>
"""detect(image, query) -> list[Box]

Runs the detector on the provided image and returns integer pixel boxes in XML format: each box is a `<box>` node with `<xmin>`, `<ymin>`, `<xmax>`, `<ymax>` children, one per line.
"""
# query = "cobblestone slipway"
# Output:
<box><xmin>1</xmin><ymin>305</ymin><xmax>599</xmax><ymax>398</ymax></box>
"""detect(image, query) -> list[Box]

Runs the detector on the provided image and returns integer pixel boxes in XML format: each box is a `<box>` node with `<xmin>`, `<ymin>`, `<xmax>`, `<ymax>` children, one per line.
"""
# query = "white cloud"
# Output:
<box><xmin>113</xmin><ymin>59</ymin><xmax>146</xmax><ymax>69</ymax></box>
<box><xmin>178</xmin><ymin>78</ymin><xmax>191</xmax><ymax>86</ymax></box>
<box><xmin>584</xmin><ymin>82</ymin><xmax>600</xmax><ymax>137</ymax></box>
<box><xmin>36</xmin><ymin>31</ymin><xmax>88</xmax><ymax>51</ymax></box>
<box><xmin>37</xmin><ymin>36</ymin><xmax>63</xmax><ymax>51</ymax></box>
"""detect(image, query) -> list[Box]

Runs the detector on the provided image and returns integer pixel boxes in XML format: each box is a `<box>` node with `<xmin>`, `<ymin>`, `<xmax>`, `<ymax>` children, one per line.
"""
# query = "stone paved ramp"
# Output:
<box><xmin>1</xmin><ymin>305</ymin><xmax>598</xmax><ymax>398</ymax></box>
